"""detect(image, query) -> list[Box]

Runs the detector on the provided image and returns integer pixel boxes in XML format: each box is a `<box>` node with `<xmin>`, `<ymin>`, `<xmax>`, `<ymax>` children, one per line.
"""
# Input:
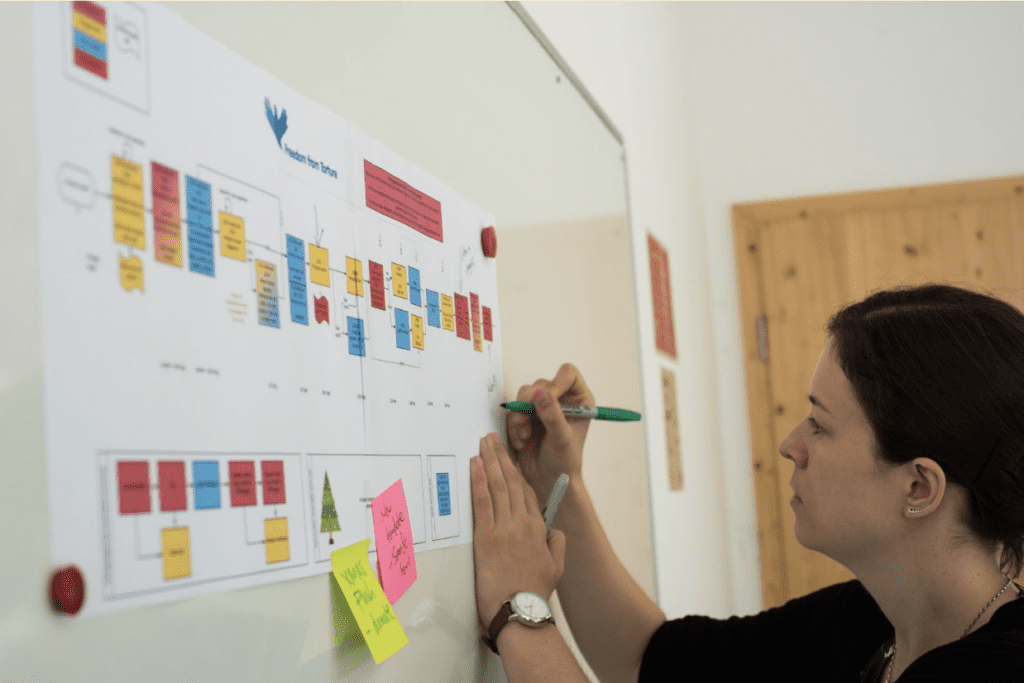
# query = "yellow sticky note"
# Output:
<box><xmin>347</xmin><ymin>256</ymin><xmax>364</xmax><ymax>296</ymax></box>
<box><xmin>392</xmin><ymin>263</ymin><xmax>408</xmax><ymax>299</ymax></box>
<box><xmin>219</xmin><ymin>212</ymin><xmax>246</xmax><ymax>261</ymax></box>
<box><xmin>331</xmin><ymin>539</ymin><xmax>408</xmax><ymax>664</ymax></box>
<box><xmin>330</xmin><ymin>568</ymin><xmax>363</xmax><ymax>648</ymax></box>
<box><xmin>309</xmin><ymin>244</ymin><xmax>330</xmax><ymax>287</ymax></box>
<box><xmin>441</xmin><ymin>294</ymin><xmax>454</xmax><ymax>332</ymax></box>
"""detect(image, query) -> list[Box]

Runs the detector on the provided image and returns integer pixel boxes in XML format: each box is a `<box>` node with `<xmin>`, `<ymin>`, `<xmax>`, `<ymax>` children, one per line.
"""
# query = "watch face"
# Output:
<box><xmin>512</xmin><ymin>591</ymin><xmax>550</xmax><ymax>622</ymax></box>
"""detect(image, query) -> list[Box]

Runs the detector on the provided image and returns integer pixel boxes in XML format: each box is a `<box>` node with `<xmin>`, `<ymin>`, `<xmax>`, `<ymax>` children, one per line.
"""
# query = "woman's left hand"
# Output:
<box><xmin>471</xmin><ymin>432</ymin><xmax>566</xmax><ymax>629</ymax></box>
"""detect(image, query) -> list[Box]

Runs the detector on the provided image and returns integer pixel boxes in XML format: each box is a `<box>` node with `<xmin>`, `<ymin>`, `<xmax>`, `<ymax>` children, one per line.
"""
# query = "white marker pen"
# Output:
<box><xmin>543</xmin><ymin>473</ymin><xmax>570</xmax><ymax>528</ymax></box>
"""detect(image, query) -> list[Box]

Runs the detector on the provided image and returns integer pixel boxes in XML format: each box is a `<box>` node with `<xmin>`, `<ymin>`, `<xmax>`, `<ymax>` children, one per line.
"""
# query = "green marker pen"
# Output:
<box><xmin>500</xmin><ymin>401</ymin><xmax>641</xmax><ymax>422</ymax></box>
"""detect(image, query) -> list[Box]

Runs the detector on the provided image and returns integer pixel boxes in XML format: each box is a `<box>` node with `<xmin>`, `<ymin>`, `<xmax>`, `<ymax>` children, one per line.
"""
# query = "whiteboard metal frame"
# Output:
<box><xmin>507</xmin><ymin>1</ymin><xmax>624</xmax><ymax>145</ymax></box>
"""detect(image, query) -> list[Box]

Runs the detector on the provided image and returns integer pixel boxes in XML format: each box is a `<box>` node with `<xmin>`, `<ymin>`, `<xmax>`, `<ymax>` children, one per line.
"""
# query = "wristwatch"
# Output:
<box><xmin>483</xmin><ymin>591</ymin><xmax>555</xmax><ymax>655</ymax></box>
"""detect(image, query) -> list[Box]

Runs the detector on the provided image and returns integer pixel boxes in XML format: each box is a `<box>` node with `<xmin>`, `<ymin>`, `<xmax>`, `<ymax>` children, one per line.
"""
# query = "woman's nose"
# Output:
<box><xmin>779</xmin><ymin>426</ymin><xmax>806</xmax><ymax>467</ymax></box>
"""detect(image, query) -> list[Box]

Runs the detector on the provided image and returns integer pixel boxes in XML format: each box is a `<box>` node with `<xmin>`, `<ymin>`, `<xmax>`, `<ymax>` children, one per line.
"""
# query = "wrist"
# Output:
<box><xmin>484</xmin><ymin>591</ymin><xmax>555</xmax><ymax>655</ymax></box>
<box><xmin>493</xmin><ymin>617</ymin><xmax>589</xmax><ymax>683</ymax></box>
<box><xmin>495</xmin><ymin>613</ymin><xmax>558</xmax><ymax>653</ymax></box>
<box><xmin>550</xmin><ymin>478</ymin><xmax>591</xmax><ymax>536</ymax></box>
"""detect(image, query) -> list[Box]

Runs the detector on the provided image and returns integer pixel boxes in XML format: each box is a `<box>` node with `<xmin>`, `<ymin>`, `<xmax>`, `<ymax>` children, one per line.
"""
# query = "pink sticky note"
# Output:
<box><xmin>371</xmin><ymin>478</ymin><xmax>417</xmax><ymax>604</ymax></box>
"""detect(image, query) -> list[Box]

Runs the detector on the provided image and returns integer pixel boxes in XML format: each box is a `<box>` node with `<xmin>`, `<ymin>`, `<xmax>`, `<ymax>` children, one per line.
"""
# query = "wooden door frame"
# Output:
<box><xmin>733</xmin><ymin>175</ymin><xmax>1024</xmax><ymax>609</ymax></box>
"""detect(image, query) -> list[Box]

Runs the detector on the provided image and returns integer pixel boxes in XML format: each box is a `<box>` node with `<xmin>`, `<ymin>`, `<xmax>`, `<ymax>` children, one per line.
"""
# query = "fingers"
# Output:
<box><xmin>531</xmin><ymin>386</ymin><xmax>573</xmax><ymax>452</ymax></box>
<box><xmin>481</xmin><ymin>432</ymin><xmax>543</xmax><ymax>524</ymax></box>
<box><xmin>551</xmin><ymin>363</ymin><xmax>595</xmax><ymax>406</ymax></box>
<box><xmin>497</xmin><ymin>435</ymin><xmax>547</xmax><ymax>525</ymax></box>
<box><xmin>492</xmin><ymin>434</ymin><xmax>524</xmax><ymax>519</ymax></box>
<box><xmin>470</xmin><ymin>454</ymin><xmax>493</xmax><ymax>531</ymax></box>
<box><xmin>507</xmin><ymin>364</ymin><xmax>594</xmax><ymax>452</ymax></box>
<box><xmin>508</xmin><ymin>383</ymin><xmax>544</xmax><ymax>451</ymax></box>
<box><xmin>480</xmin><ymin>434</ymin><xmax>511</xmax><ymax>526</ymax></box>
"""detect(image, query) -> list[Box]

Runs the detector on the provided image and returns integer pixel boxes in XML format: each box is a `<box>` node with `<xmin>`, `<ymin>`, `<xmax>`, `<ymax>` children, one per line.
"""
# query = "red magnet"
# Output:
<box><xmin>481</xmin><ymin>226</ymin><xmax>497</xmax><ymax>258</ymax></box>
<box><xmin>51</xmin><ymin>564</ymin><xmax>85</xmax><ymax>615</ymax></box>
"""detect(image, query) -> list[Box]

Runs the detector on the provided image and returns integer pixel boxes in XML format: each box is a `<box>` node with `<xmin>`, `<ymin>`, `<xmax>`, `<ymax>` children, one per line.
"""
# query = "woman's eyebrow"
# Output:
<box><xmin>809</xmin><ymin>395</ymin><xmax>833</xmax><ymax>416</ymax></box>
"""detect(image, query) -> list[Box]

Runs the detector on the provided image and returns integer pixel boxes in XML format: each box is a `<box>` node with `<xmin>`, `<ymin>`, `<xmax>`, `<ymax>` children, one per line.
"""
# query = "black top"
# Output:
<box><xmin>638</xmin><ymin>579</ymin><xmax>1024</xmax><ymax>682</ymax></box>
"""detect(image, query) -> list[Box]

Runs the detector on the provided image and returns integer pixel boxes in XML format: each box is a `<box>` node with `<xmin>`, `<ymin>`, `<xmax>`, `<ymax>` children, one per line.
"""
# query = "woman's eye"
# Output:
<box><xmin>808</xmin><ymin>417</ymin><xmax>825</xmax><ymax>435</ymax></box>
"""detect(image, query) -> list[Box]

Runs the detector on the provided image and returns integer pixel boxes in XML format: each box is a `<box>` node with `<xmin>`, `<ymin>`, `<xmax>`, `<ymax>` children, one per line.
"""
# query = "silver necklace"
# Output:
<box><xmin>883</xmin><ymin>577</ymin><xmax>1021</xmax><ymax>683</ymax></box>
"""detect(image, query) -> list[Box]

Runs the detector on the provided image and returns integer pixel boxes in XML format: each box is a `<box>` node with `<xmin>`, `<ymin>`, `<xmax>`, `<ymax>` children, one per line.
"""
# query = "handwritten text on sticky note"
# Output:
<box><xmin>372</xmin><ymin>478</ymin><xmax>417</xmax><ymax>604</ymax></box>
<box><xmin>331</xmin><ymin>539</ymin><xmax>409</xmax><ymax>664</ymax></box>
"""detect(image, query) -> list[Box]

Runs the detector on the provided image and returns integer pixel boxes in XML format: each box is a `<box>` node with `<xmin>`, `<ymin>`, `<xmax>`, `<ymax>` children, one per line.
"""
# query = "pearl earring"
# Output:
<box><xmin>908</xmin><ymin>505</ymin><xmax>930</xmax><ymax>513</ymax></box>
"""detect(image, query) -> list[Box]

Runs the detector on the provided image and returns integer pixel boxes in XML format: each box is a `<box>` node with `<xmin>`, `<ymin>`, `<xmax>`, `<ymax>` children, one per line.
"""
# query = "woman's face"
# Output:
<box><xmin>778</xmin><ymin>337</ymin><xmax>903</xmax><ymax>570</ymax></box>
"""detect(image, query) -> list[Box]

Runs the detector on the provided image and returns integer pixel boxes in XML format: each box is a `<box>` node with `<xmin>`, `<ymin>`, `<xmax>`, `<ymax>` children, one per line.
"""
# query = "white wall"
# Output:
<box><xmin>521</xmin><ymin>0</ymin><xmax>1024</xmax><ymax>624</ymax></box>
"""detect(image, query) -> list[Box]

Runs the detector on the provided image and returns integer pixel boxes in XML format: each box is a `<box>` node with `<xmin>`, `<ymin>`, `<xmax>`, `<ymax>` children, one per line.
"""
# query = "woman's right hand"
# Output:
<box><xmin>506</xmin><ymin>363</ymin><xmax>594</xmax><ymax>505</ymax></box>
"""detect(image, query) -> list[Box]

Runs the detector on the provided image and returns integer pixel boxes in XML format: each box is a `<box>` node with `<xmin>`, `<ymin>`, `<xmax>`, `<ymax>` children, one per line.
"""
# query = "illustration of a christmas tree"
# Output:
<box><xmin>320</xmin><ymin>472</ymin><xmax>341</xmax><ymax>544</ymax></box>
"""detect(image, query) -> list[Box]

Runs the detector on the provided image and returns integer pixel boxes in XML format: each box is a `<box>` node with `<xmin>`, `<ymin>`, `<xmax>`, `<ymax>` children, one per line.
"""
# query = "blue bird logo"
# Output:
<box><xmin>265</xmin><ymin>98</ymin><xmax>288</xmax><ymax>148</ymax></box>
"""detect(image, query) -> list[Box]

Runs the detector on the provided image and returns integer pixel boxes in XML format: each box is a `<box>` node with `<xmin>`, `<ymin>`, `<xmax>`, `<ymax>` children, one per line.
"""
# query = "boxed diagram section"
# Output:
<box><xmin>427</xmin><ymin>455</ymin><xmax>459</xmax><ymax>541</ymax></box>
<box><xmin>101</xmin><ymin>451</ymin><xmax>307</xmax><ymax>600</ymax></box>
<box><xmin>62</xmin><ymin>1</ymin><xmax>150</xmax><ymax>113</ymax></box>
<box><xmin>308</xmin><ymin>454</ymin><xmax>431</xmax><ymax>563</ymax></box>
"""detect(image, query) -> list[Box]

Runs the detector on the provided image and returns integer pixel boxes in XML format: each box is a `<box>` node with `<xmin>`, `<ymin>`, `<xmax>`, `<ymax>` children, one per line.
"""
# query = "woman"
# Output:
<box><xmin>471</xmin><ymin>283</ymin><xmax>1024</xmax><ymax>682</ymax></box>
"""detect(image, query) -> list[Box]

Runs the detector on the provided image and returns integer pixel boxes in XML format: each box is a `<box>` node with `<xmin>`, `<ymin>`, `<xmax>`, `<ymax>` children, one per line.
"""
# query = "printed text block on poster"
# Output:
<box><xmin>364</xmin><ymin>160</ymin><xmax>443</xmax><ymax>242</ymax></box>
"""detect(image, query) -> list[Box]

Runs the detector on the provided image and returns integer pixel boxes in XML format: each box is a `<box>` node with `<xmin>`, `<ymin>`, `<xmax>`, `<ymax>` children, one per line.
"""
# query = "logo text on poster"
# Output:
<box><xmin>265</xmin><ymin>97</ymin><xmax>338</xmax><ymax>180</ymax></box>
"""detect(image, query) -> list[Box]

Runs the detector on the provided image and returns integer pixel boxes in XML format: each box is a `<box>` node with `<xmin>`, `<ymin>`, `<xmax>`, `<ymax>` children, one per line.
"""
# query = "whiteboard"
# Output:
<box><xmin>0</xmin><ymin>3</ymin><xmax>640</xmax><ymax>681</ymax></box>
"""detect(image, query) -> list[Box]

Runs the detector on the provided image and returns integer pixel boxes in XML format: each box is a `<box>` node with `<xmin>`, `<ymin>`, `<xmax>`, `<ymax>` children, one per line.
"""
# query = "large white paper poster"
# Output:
<box><xmin>34</xmin><ymin>2</ymin><xmax>503</xmax><ymax>616</ymax></box>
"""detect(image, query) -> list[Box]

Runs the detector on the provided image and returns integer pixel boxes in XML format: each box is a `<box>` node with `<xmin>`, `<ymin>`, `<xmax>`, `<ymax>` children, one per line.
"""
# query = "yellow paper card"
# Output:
<box><xmin>441</xmin><ymin>294</ymin><xmax>454</xmax><ymax>331</ymax></box>
<box><xmin>411</xmin><ymin>315</ymin><xmax>424</xmax><ymax>350</ymax></box>
<box><xmin>265</xmin><ymin>517</ymin><xmax>290</xmax><ymax>563</ymax></box>
<box><xmin>309</xmin><ymin>244</ymin><xmax>330</xmax><ymax>287</ymax></box>
<box><xmin>119</xmin><ymin>255</ymin><xmax>143</xmax><ymax>292</ymax></box>
<box><xmin>331</xmin><ymin>540</ymin><xmax>408</xmax><ymax>664</ymax></box>
<box><xmin>73</xmin><ymin>11</ymin><xmax>106</xmax><ymax>43</ymax></box>
<box><xmin>219</xmin><ymin>212</ymin><xmax>246</xmax><ymax>261</ymax></box>
<box><xmin>162</xmin><ymin>527</ymin><xmax>191</xmax><ymax>579</ymax></box>
<box><xmin>112</xmin><ymin>156</ymin><xmax>145</xmax><ymax>249</ymax></box>
<box><xmin>391</xmin><ymin>263</ymin><xmax>408</xmax><ymax>299</ymax></box>
<box><xmin>347</xmin><ymin>256</ymin><xmax>364</xmax><ymax>296</ymax></box>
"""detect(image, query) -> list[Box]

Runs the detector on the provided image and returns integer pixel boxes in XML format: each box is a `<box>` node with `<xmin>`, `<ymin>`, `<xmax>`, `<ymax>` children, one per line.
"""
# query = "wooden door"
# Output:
<box><xmin>734</xmin><ymin>176</ymin><xmax>1024</xmax><ymax>608</ymax></box>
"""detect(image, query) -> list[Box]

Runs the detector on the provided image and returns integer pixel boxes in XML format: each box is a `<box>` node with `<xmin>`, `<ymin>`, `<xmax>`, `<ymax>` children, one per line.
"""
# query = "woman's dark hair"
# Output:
<box><xmin>827</xmin><ymin>283</ymin><xmax>1024</xmax><ymax>579</ymax></box>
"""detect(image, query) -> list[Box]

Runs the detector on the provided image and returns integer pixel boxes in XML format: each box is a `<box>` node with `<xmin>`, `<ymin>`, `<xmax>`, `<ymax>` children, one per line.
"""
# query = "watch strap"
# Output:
<box><xmin>483</xmin><ymin>600</ymin><xmax>514</xmax><ymax>654</ymax></box>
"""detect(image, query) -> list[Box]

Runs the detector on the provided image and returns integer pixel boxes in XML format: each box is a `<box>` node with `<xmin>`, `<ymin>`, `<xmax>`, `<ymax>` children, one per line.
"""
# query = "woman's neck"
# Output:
<box><xmin>857</xmin><ymin>549</ymin><xmax>1019</xmax><ymax>679</ymax></box>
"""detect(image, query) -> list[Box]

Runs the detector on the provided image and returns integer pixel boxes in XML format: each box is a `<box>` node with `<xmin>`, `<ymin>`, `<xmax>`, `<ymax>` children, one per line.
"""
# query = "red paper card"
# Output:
<box><xmin>229</xmin><ymin>461</ymin><xmax>257</xmax><ymax>507</ymax></box>
<box><xmin>648</xmin><ymin>234</ymin><xmax>677</xmax><ymax>359</ymax></box>
<box><xmin>454</xmin><ymin>293</ymin><xmax>470</xmax><ymax>340</ymax></box>
<box><xmin>158</xmin><ymin>461</ymin><xmax>187</xmax><ymax>512</ymax></box>
<box><xmin>369</xmin><ymin>261</ymin><xmax>386</xmax><ymax>311</ymax></box>
<box><xmin>364</xmin><ymin>160</ymin><xmax>443</xmax><ymax>242</ymax></box>
<box><xmin>261</xmin><ymin>460</ymin><xmax>286</xmax><ymax>505</ymax></box>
